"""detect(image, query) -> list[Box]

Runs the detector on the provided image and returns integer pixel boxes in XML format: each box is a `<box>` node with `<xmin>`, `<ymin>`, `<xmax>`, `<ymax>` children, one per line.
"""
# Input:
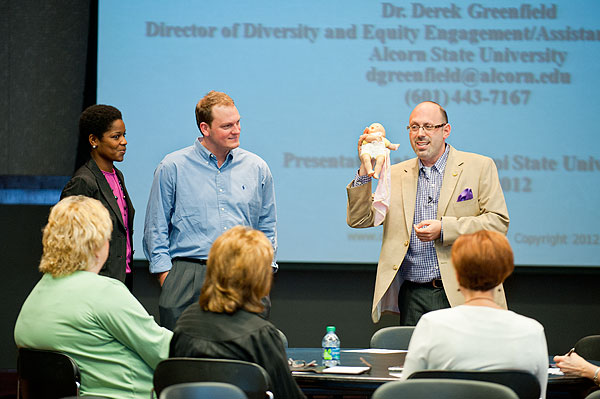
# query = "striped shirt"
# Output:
<box><xmin>400</xmin><ymin>144</ymin><xmax>450</xmax><ymax>282</ymax></box>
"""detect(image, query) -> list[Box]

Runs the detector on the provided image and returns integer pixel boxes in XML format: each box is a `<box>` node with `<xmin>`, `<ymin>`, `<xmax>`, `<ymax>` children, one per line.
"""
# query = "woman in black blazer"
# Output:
<box><xmin>61</xmin><ymin>105</ymin><xmax>135</xmax><ymax>290</ymax></box>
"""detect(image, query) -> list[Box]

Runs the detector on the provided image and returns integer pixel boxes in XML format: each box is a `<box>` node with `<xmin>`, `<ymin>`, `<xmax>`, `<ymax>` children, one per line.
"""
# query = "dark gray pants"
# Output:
<box><xmin>158</xmin><ymin>258</ymin><xmax>206</xmax><ymax>330</ymax></box>
<box><xmin>158</xmin><ymin>258</ymin><xmax>272</xmax><ymax>330</ymax></box>
<box><xmin>399</xmin><ymin>280</ymin><xmax>450</xmax><ymax>326</ymax></box>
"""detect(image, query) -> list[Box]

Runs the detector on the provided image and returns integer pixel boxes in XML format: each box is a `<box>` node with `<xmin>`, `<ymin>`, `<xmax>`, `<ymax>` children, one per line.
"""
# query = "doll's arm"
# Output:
<box><xmin>363</xmin><ymin>133</ymin><xmax>383</xmax><ymax>143</ymax></box>
<box><xmin>384</xmin><ymin>138</ymin><xmax>400</xmax><ymax>151</ymax></box>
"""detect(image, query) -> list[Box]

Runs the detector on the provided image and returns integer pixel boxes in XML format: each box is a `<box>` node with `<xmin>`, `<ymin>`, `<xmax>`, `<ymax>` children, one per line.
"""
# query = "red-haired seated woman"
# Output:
<box><xmin>14</xmin><ymin>196</ymin><xmax>172</xmax><ymax>399</ymax></box>
<box><xmin>401</xmin><ymin>230</ymin><xmax>548</xmax><ymax>398</ymax></box>
<box><xmin>170</xmin><ymin>226</ymin><xmax>306</xmax><ymax>399</ymax></box>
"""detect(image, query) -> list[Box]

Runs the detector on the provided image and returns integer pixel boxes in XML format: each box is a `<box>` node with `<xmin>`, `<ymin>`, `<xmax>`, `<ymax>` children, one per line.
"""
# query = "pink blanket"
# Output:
<box><xmin>373</xmin><ymin>149</ymin><xmax>391</xmax><ymax>226</ymax></box>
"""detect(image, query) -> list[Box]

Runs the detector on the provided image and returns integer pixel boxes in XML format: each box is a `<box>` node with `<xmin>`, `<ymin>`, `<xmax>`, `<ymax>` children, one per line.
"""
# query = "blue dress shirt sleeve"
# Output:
<box><xmin>258</xmin><ymin>164</ymin><xmax>278</xmax><ymax>270</ymax></box>
<box><xmin>143</xmin><ymin>160</ymin><xmax>176</xmax><ymax>274</ymax></box>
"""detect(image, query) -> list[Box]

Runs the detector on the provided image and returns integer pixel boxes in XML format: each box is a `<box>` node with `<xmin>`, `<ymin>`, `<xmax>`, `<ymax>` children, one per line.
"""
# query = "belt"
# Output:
<box><xmin>406</xmin><ymin>279</ymin><xmax>443</xmax><ymax>289</ymax></box>
<box><xmin>172</xmin><ymin>257</ymin><xmax>207</xmax><ymax>265</ymax></box>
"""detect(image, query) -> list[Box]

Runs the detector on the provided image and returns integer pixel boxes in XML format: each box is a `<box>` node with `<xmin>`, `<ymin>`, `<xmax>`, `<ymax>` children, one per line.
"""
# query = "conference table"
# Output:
<box><xmin>287</xmin><ymin>348</ymin><xmax>597</xmax><ymax>398</ymax></box>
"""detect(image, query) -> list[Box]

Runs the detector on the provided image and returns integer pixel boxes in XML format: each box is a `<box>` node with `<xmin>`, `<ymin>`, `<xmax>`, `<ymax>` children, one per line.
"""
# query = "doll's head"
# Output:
<box><xmin>368</xmin><ymin>123</ymin><xmax>386</xmax><ymax>136</ymax></box>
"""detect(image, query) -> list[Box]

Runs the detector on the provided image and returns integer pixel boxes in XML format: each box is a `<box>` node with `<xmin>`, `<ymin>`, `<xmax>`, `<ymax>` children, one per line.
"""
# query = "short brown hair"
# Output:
<box><xmin>195</xmin><ymin>90</ymin><xmax>235</xmax><ymax>131</ymax></box>
<box><xmin>39</xmin><ymin>196</ymin><xmax>112</xmax><ymax>277</ymax></box>
<box><xmin>200</xmin><ymin>225</ymin><xmax>273</xmax><ymax>314</ymax></box>
<box><xmin>451</xmin><ymin>230</ymin><xmax>513</xmax><ymax>291</ymax></box>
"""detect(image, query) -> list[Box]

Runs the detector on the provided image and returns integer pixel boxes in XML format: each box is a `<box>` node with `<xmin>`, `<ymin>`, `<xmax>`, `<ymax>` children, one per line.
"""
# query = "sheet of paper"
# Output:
<box><xmin>388</xmin><ymin>366</ymin><xmax>404</xmax><ymax>378</ymax></box>
<box><xmin>548</xmin><ymin>367</ymin><xmax>564</xmax><ymax>375</ymax></box>
<box><xmin>322</xmin><ymin>366</ymin><xmax>371</xmax><ymax>374</ymax></box>
<box><xmin>344</xmin><ymin>349</ymin><xmax>407</xmax><ymax>354</ymax></box>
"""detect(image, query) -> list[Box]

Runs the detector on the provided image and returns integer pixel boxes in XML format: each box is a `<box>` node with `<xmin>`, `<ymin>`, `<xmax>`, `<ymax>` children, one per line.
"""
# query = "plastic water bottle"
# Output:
<box><xmin>322</xmin><ymin>325</ymin><xmax>340</xmax><ymax>367</ymax></box>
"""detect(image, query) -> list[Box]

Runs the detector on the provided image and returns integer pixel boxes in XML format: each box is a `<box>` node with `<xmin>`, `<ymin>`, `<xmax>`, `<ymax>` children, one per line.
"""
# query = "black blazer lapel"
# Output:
<box><xmin>87</xmin><ymin>159</ymin><xmax>127</xmax><ymax>232</ymax></box>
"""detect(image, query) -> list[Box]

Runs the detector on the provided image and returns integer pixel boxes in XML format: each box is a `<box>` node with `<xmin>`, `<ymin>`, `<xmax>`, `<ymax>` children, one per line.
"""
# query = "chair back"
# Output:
<box><xmin>575</xmin><ymin>335</ymin><xmax>600</xmax><ymax>361</ymax></box>
<box><xmin>370</xmin><ymin>326</ymin><xmax>415</xmax><ymax>350</ymax></box>
<box><xmin>586</xmin><ymin>390</ymin><xmax>600</xmax><ymax>399</ymax></box>
<box><xmin>372</xmin><ymin>379</ymin><xmax>519</xmax><ymax>399</ymax></box>
<box><xmin>277</xmin><ymin>329</ymin><xmax>288</xmax><ymax>348</ymax></box>
<box><xmin>61</xmin><ymin>397</ymin><xmax>110</xmax><ymax>399</ymax></box>
<box><xmin>159</xmin><ymin>382</ymin><xmax>248</xmax><ymax>399</ymax></box>
<box><xmin>408</xmin><ymin>369</ymin><xmax>540</xmax><ymax>399</ymax></box>
<box><xmin>153</xmin><ymin>358</ymin><xmax>272</xmax><ymax>399</ymax></box>
<box><xmin>17</xmin><ymin>347</ymin><xmax>80</xmax><ymax>399</ymax></box>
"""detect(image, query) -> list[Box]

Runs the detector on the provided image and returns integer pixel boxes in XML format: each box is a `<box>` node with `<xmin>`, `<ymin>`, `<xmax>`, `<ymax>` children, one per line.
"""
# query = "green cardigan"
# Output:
<box><xmin>15</xmin><ymin>271</ymin><xmax>172</xmax><ymax>399</ymax></box>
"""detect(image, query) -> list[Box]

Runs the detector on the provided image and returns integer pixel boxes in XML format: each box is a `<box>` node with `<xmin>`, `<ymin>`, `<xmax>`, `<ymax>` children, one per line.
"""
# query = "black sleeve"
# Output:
<box><xmin>61</xmin><ymin>174</ymin><xmax>98</xmax><ymax>200</ymax></box>
<box><xmin>251</xmin><ymin>326</ymin><xmax>307</xmax><ymax>399</ymax></box>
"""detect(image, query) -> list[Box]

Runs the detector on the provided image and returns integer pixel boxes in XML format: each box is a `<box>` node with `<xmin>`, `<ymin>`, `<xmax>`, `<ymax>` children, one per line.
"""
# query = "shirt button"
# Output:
<box><xmin>404</xmin><ymin>240</ymin><xmax>409</xmax><ymax>246</ymax></box>
<box><xmin>223</xmin><ymin>227</ymin><xmax>227</xmax><ymax>230</ymax></box>
<box><xmin>392</xmin><ymin>264</ymin><xmax>399</xmax><ymax>270</ymax></box>
<box><xmin>221</xmin><ymin>208</ymin><xmax>225</xmax><ymax>211</ymax></box>
<box><xmin>219</xmin><ymin>189</ymin><xmax>223</xmax><ymax>192</ymax></box>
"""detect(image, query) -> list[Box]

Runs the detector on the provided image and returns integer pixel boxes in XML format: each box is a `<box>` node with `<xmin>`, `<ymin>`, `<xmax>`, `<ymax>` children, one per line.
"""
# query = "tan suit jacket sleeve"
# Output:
<box><xmin>346</xmin><ymin>180</ymin><xmax>375</xmax><ymax>228</ymax></box>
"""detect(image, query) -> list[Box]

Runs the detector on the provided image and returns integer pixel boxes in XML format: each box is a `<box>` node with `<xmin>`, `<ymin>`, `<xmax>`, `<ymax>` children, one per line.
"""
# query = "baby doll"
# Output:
<box><xmin>360</xmin><ymin>122</ymin><xmax>399</xmax><ymax>179</ymax></box>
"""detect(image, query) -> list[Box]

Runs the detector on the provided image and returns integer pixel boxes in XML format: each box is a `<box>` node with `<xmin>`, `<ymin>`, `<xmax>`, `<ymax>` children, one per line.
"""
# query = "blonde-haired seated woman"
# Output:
<box><xmin>401</xmin><ymin>230</ymin><xmax>549</xmax><ymax>398</ymax></box>
<box><xmin>14</xmin><ymin>196</ymin><xmax>172</xmax><ymax>399</ymax></box>
<box><xmin>170</xmin><ymin>225</ymin><xmax>306</xmax><ymax>399</ymax></box>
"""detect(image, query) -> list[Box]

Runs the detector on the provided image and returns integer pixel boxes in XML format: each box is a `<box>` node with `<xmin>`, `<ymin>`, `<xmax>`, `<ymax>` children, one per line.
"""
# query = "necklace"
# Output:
<box><xmin>464</xmin><ymin>297</ymin><xmax>497</xmax><ymax>305</ymax></box>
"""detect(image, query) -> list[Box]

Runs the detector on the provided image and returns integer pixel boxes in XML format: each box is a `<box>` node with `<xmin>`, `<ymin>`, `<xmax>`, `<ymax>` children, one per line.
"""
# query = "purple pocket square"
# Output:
<box><xmin>457</xmin><ymin>188</ymin><xmax>473</xmax><ymax>202</ymax></box>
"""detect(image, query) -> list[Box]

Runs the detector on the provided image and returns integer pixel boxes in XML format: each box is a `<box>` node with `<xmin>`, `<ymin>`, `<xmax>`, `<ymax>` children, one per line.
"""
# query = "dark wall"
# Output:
<box><xmin>0</xmin><ymin>0</ymin><xmax>91</xmax><ymax>176</ymax></box>
<box><xmin>2</xmin><ymin>0</ymin><xmax>600</xmax><ymax>370</ymax></box>
<box><xmin>0</xmin><ymin>0</ymin><xmax>93</xmax><ymax>368</ymax></box>
<box><xmin>0</xmin><ymin>206</ymin><xmax>47</xmax><ymax>369</ymax></box>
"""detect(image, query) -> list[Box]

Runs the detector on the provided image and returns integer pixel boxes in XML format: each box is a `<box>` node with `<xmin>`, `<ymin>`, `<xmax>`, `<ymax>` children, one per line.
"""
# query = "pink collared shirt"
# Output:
<box><xmin>102</xmin><ymin>169</ymin><xmax>132</xmax><ymax>273</ymax></box>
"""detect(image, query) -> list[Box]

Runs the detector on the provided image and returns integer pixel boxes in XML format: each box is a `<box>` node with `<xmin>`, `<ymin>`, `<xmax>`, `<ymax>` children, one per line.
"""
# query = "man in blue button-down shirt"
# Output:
<box><xmin>143</xmin><ymin>91</ymin><xmax>277</xmax><ymax>329</ymax></box>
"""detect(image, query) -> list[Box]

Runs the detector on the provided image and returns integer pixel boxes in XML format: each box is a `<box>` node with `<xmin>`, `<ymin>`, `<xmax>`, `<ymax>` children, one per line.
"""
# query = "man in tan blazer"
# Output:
<box><xmin>347</xmin><ymin>101</ymin><xmax>509</xmax><ymax>324</ymax></box>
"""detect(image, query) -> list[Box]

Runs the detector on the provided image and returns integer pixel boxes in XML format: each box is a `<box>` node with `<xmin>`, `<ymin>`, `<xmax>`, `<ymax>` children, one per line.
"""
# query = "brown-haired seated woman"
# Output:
<box><xmin>401</xmin><ymin>230</ymin><xmax>549</xmax><ymax>398</ymax></box>
<box><xmin>14</xmin><ymin>196</ymin><xmax>172</xmax><ymax>399</ymax></box>
<box><xmin>170</xmin><ymin>225</ymin><xmax>306</xmax><ymax>399</ymax></box>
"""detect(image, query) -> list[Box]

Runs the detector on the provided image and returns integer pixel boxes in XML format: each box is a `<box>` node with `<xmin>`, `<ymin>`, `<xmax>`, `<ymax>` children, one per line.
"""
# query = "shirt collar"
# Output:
<box><xmin>101</xmin><ymin>168</ymin><xmax>116</xmax><ymax>175</ymax></box>
<box><xmin>418</xmin><ymin>143</ymin><xmax>450</xmax><ymax>174</ymax></box>
<box><xmin>194</xmin><ymin>137</ymin><xmax>236</xmax><ymax>164</ymax></box>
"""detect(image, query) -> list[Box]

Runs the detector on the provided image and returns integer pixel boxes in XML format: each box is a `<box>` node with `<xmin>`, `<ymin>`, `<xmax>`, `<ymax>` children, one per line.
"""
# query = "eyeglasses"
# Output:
<box><xmin>288</xmin><ymin>358</ymin><xmax>318</xmax><ymax>368</ymax></box>
<box><xmin>406</xmin><ymin>123</ymin><xmax>446</xmax><ymax>133</ymax></box>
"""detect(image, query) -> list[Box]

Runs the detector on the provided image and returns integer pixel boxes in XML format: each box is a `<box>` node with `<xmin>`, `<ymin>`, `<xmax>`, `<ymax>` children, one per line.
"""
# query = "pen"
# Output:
<box><xmin>567</xmin><ymin>348</ymin><xmax>575</xmax><ymax>356</ymax></box>
<box><xmin>360</xmin><ymin>357</ymin><xmax>372</xmax><ymax>368</ymax></box>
